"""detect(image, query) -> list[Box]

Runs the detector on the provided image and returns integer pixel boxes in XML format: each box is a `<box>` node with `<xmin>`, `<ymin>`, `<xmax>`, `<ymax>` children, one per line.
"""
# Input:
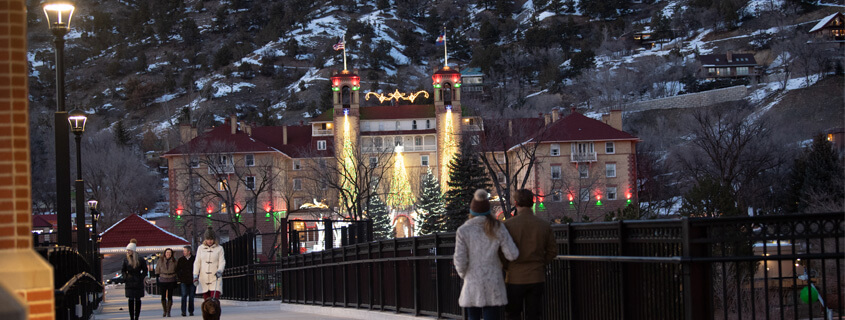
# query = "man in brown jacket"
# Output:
<box><xmin>503</xmin><ymin>189</ymin><xmax>558</xmax><ymax>320</ymax></box>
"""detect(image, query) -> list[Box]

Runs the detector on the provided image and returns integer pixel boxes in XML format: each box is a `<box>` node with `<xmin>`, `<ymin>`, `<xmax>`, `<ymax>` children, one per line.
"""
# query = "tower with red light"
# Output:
<box><xmin>331</xmin><ymin>69</ymin><xmax>361</xmax><ymax>154</ymax></box>
<box><xmin>433</xmin><ymin>66</ymin><xmax>462</xmax><ymax>188</ymax></box>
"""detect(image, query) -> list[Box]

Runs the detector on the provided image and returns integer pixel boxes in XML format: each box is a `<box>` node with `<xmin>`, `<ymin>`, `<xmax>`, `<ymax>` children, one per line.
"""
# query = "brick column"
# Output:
<box><xmin>0</xmin><ymin>1</ymin><xmax>56</xmax><ymax>320</ymax></box>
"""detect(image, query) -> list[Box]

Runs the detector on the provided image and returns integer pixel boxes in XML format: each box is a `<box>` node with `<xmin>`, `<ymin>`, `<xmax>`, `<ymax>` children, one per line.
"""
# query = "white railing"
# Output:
<box><xmin>312</xmin><ymin>129</ymin><xmax>333</xmax><ymax>136</ymax></box>
<box><xmin>362</xmin><ymin>145</ymin><xmax>437</xmax><ymax>153</ymax></box>
<box><xmin>570</xmin><ymin>152</ymin><xmax>597</xmax><ymax>162</ymax></box>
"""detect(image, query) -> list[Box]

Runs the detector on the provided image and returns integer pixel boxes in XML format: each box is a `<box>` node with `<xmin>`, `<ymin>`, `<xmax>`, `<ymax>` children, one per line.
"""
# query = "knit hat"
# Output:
<box><xmin>204</xmin><ymin>227</ymin><xmax>216</xmax><ymax>241</ymax></box>
<box><xmin>470</xmin><ymin>189</ymin><xmax>491</xmax><ymax>216</ymax></box>
<box><xmin>126</xmin><ymin>239</ymin><xmax>137</xmax><ymax>251</ymax></box>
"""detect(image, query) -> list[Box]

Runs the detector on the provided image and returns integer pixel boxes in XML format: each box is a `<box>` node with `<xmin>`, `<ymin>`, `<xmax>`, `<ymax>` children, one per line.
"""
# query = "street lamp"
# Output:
<box><xmin>69</xmin><ymin>108</ymin><xmax>87</xmax><ymax>259</ymax></box>
<box><xmin>43</xmin><ymin>1</ymin><xmax>76</xmax><ymax>247</ymax></box>
<box><xmin>87</xmin><ymin>198</ymin><xmax>100</xmax><ymax>281</ymax></box>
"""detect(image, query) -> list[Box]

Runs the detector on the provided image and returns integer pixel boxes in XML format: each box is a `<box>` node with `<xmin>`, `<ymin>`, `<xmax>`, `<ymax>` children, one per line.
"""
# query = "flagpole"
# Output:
<box><xmin>443</xmin><ymin>27</ymin><xmax>448</xmax><ymax>67</ymax></box>
<box><xmin>342</xmin><ymin>36</ymin><xmax>347</xmax><ymax>71</ymax></box>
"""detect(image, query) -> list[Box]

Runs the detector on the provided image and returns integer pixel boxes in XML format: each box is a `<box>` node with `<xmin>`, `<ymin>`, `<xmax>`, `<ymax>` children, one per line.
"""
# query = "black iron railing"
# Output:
<box><xmin>275</xmin><ymin>213</ymin><xmax>844</xmax><ymax>320</ymax></box>
<box><xmin>36</xmin><ymin>246</ymin><xmax>103</xmax><ymax>320</ymax></box>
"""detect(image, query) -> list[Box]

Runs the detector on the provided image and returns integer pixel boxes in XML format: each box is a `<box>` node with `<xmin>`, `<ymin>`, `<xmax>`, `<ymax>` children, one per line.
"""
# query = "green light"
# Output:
<box><xmin>332</xmin><ymin>87</ymin><xmax>340</xmax><ymax>91</ymax></box>
<box><xmin>434</xmin><ymin>84</ymin><xmax>441</xmax><ymax>88</ymax></box>
<box><xmin>627</xmin><ymin>199</ymin><xmax>632</xmax><ymax>204</ymax></box>
<box><xmin>265</xmin><ymin>212</ymin><xmax>271</xmax><ymax>218</ymax></box>
<box><xmin>454</xmin><ymin>83</ymin><xmax>461</xmax><ymax>88</ymax></box>
<box><xmin>596</xmin><ymin>200</ymin><xmax>602</xmax><ymax>206</ymax></box>
<box><xmin>207</xmin><ymin>214</ymin><xmax>212</xmax><ymax>218</ymax></box>
<box><xmin>352</xmin><ymin>86</ymin><xmax>360</xmax><ymax>91</ymax></box>
<box><xmin>176</xmin><ymin>215</ymin><xmax>181</xmax><ymax>220</ymax></box>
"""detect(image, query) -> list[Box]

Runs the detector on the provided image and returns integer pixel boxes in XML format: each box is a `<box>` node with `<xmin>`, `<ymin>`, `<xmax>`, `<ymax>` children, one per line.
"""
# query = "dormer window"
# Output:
<box><xmin>317</xmin><ymin>140</ymin><xmax>327</xmax><ymax>150</ymax></box>
<box><xmin>412</xmin><ymin>120</ymin><xmax>418</xmax><ymax>130</ymax></box>
<box><xmin>395</xmin><ymin>121</ymin><xmax>401</xmax><ymax>130</ymax></box>
<box><xmin>426</xmin><ymin>120</ymin><xmax>431</xmax><ymax>129</ymax></box>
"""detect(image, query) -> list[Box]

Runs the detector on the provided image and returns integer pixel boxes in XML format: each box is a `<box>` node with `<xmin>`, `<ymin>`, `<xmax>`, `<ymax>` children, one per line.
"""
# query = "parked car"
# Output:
<box><xmin>107</xmin><ymin>274</ymin><xmax>124</xmax><ymax>284</ymax></box>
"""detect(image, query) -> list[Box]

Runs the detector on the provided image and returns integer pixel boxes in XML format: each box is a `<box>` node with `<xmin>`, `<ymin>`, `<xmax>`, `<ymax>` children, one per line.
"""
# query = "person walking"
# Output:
<box><xmin>503</xmin><ymin>189</ymin><xmax>558</xmax><ymax>320</ymax></box>
<box><xmin>156</xmin><ymin>248</ymin><xmax>178</xmax><ymax>317</ymax></box>
<box><xmin>454</xmin><ymin>189</ymin><xmax>519</xmax><ymax>320</ymax></box>
<box><xmin>122</xmin><ymin>239</ymin><xmax>148</xmax><ymax>320</ymax></box>
<box><xmin>194</xmin><ymin>227</ymin><xmax>225</xmax><ymax>300</ymax></box>
<box><xmin>176</xmin><ymin>245</ymin><xmax>196</xmax><ymax>316</ymax></box>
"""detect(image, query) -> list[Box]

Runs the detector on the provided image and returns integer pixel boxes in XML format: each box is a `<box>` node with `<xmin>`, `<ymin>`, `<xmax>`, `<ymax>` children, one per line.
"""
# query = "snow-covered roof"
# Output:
<box><xmin>810</xmin><ymin>12</ymin><xmax>843</xmax><ymax>33</ymax></box>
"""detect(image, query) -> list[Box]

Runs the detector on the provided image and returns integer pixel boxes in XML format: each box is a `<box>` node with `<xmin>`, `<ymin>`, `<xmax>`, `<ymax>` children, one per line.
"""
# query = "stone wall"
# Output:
<box><xmin>0</xmin><ymin>1</ymin><xmax>55</xmax><ymax>319</ymax></box>
<box><xmin>625</xmin><ymin>85</ymin><xmax>748</xmax><ymax>112</ymax></box>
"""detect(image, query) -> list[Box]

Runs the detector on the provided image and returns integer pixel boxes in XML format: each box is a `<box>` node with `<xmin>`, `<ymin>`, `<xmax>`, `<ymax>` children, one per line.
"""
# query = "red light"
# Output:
<box><xmin>596</xmin><ymin>194</ymin><xmax>602</xmax><ymax>200</ymax></box>
<box><xmin>352</xmin><ymin>76</ymin><xmax>360</xmax><ymax>86</ymax></box>
<box><xmin>433</xmin><ymin>75</ymin><xmax>442</xmax><ymax>83</ymax></box>
<box><xmin>234</xmin><ymin>205</ymin><xmax>240</xmax><ymax>214</ymax></box>
<box><xmin>265</xmin><ymin>204</ymin><xmax>272</xmax><ymax>212</ymax></box>
<box><xmin>176</xmin><ymin>209</ymin><xmax>183</xmax><ymax>215</ymax></box>
<box><xmin>206</xmin><ymin>207</ymin><xmax>213</xmax><ymax>214</ymax></box>
<box><xmin>626</xmin><ymin>193</ymin><xmax>632</xmax><ymax>199</ymax></box>
<box><xmin>452</xmin><ymin>75</ymin><xmax>459</xmax><ymax>83</ymax></box>
<box><xmin>331</xmin><ymin>77</ymin><xmax>340</xmax><ymax>87</ymax></box>
<box><xmin>568</xmin><ymin>194</ymin><xmax>574</xmax><ymax>201</ymax></box>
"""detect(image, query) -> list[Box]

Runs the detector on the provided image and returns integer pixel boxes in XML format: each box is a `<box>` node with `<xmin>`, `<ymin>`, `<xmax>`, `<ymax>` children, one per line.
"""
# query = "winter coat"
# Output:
<box><xmin>155</xmin><ymin>256</ymin><xmax>177</xmax><ymax>283</ymax></box>
<box><xmin>194</xmin><ymin>243</ymin><xmax>225</xmax><ymax>294</ymax></box>
<box><xmin>454</xmin><ymin>216</ymin><xmax>519</xmax><ymax>307</ymax></box>
<box><xmin>122</xmin><ymin>256</ymin><xmax>148</xmax><ymax>299</ymax></box>
<box><xmin>176</xmin><ymin>254</ymin><xmax>195</xmax><ymax>284</ymax></box>
<box><xmin>503</xmin><ymin>207</ymin><xmax>558</xmax><ymax>284</ymax></box>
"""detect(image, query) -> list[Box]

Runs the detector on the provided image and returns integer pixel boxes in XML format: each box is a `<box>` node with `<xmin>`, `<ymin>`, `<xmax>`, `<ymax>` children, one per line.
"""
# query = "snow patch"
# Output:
<box><xmin>212</xmin><ymin>82</ymin><xmax>256</xmax><ymax>98</ymax></box>
<box><xmin>146</xmin><ymin>61</ymin><xmax>169</xmax><ymax>72</ymax></box>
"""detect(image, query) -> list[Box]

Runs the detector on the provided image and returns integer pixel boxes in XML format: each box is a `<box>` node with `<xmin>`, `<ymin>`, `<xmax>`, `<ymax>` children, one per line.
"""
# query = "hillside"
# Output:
<box><xmin>26</xmin><ymin>0</ymin><xmax>845</xmax><ymax>214</ymax></box>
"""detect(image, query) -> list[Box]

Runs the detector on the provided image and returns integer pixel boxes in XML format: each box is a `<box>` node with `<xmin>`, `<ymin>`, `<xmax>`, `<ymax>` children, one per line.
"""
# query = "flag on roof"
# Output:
<box><xmin>333</xmin><ymin>38</ymin><xmax>345</xmax><ymax>51</ymax></box>
<box><xmin>435</xmin><ymin>32</ymin><xmax>445</xmax><ymax>46</ymax></box>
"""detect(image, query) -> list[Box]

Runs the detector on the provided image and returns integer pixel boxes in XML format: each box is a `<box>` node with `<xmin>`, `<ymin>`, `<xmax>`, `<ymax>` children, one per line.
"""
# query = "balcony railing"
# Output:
<box><xmin>312</xmin><ymin>129</ymin><xmax>333</xmax><ymax>136</ymax></box>
<box><xmin>363</xmin><ymin>145</ymin><xmax>436</xmax><ymax>153</ymax></box>
<box><xmin>570</xmin><ymin>152</ymin><xmax>597</xmax><ymax>162</ymax></box>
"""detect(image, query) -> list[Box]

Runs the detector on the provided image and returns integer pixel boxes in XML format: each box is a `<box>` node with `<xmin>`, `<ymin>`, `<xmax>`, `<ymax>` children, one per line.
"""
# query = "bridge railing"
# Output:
<box><xmin>276</xmin><ymin>213</ymin><xmax>843</xmax><ymax>320</ymax></box>
<box><xmin>36</xmin><ymin>246</ymin><xmax>104</xmax><ymax>320</ymax></box>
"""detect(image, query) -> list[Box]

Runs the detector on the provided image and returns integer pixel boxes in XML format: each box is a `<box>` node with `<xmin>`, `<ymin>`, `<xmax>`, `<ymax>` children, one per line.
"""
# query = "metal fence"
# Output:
<box><xmin>36</xmin><ymin>246</ymin><xmax>103</xmax><ymax>320</ymax></box>
<box><xmin>276</xmin><ymin>213</ymin><xmax>844</xmax><ymax>319</ymax></box>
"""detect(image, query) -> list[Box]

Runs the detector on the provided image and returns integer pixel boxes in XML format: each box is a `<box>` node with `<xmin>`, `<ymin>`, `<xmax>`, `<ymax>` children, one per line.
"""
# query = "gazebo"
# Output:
<box><xmin>99</xmin><ymin>214</ymin><xmax>189</xmax><ymax>255</ymax></box>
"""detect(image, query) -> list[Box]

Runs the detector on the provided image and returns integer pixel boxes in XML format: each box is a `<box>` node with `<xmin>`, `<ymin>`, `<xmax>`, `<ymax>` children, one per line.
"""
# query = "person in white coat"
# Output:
<box><xmin>454</xmin><ymin>189</ymin><xmax>519</xmax><ymax>320</ymax></box>
<box><xmin>193</xmin><ymin>227</ymin><xmax>226</xmax><ymax>300</ymax></box>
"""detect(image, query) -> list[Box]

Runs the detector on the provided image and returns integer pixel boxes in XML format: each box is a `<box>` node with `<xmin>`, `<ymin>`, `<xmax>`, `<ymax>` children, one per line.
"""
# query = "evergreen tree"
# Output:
<box><xmin>785</xmin><ymin>134</ymin><xmax>844</xmax><ymax>212</ymax></box>
<box><xmin>442</xmin><ymin>146</ymin><xmax>490</xmax><ymax>232</ymax></box>
<box><xmin>678</xmin><ymin>176</ymin><xmax>740</xmax><ymax>217</ymax></box>
<box><xmin>114</xmin><ymin>120</ymin><xmax>131</xmax><ymax>146</ymax></box>
<box><xmin>415</xmin><ymin>168</ymin><xmax>446</xmax><ymax>235</ymax></box>
<box><xmin>368</xmin><ymin>194</ymin><xmax>393</xmax><ymax>240</ymax></box>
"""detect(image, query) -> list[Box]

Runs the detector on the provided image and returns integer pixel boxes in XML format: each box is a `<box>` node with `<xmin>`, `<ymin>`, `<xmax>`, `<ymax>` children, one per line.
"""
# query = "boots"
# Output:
<box><xmin>167</xmin><ymin>301</ymin><xmax>173</xmax><ymax>317</ymax></box>
<box><xmin>162</xmin><ymin>300</ymin><xmax>168</xmax><ymax>317</ymax></box>
<box><xmin>128</xmin><ymin>299</ymin><xmax>135</xmax><ymax>320</ymax></box>
<box><xmin>134</xmin><ymin>299</ymin><xmax>142</xmax><ymax>320</ymax></box>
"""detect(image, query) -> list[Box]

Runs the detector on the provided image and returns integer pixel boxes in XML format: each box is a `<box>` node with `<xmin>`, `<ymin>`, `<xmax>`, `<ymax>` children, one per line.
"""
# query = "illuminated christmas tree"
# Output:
<box><xmin>386</xmin><ymin>147</ymin><xmax>415</xmax><ymax>209</ymax></box>
<box><xmin>415</xmin><ymin>168</ymin><xmax>446</xmax><ymax>235</ymax></box>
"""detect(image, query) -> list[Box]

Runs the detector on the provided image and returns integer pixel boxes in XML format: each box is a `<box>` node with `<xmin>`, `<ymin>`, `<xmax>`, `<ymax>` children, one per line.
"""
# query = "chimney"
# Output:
<box><xmin>726</xmin><ymin>51</ymin><xmax>733</xmax><ymax>63</ymax></box>
<box><xmin>551</xmin><ymin>109</ymin><xmax>560</xmax><ymax>122</ymax></box>
<box><xmin>244</xmin><ymin>122</ymin><xmax>252</xmax><ymax>136</ymax></box>
<box><xmin>608</xmin><ymin>109</ymin><xmax>623</xmax><ymax>131</ymax></box>
<box><xmin>179</xmin><ymin>124</ymin><xmax>197</xmax><ymax>143</ymax></box>
<box><xmin>601</xmin><ymin>113</ymin><xmax>610</xmax><ymax>124</ymax></box>
<box><xmin>508</xmin><ymin>120</ymin><xmax>513</xmax><ymax>137</ymax></box>
<box><xmin>283</xmin><ymin>125</ymin><xmax>288</xmax><ymax>145</ymax></box>
<box><xmin>230</xmin><ymin>114</ymin><xmax>237</xmax><ymax>134</ymax></box>
<box><xmin>544</xmin><ymin>113</ymin><xmax>551</xmax><ymax>126</ymax></box>
<box><xmin>570</xmin><ymin>106</ymin><xmax>578</xmax><ymax>115</ymax></box>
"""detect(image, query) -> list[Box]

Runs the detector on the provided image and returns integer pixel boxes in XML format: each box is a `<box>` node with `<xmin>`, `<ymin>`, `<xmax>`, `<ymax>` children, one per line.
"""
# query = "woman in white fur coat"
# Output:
<box><xmin>193</xmin><ymin>227</ymin><xmax>226</xmax><ymax>299</ymax></box>
<box><xmin>454</xmin><ymin>189</ymin><xmax>519</xmax><ymax>320</ymax></box>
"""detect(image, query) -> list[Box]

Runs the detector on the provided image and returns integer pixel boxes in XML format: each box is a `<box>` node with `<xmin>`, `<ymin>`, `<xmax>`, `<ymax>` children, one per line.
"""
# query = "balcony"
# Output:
<box><xmin>571</xmin><ymin>152</ymin><xmax>597</xmax><ymax>162</ymax></box>
<box><xmin>208</xmin><ymin>164</ymin><xmax>235</xmax><ymax>174</ymax></box>
<box><xmin>312</xmin><ymin>129</ymin><xmax>333</xmax><ymax>136</ymax></box>
<box><xmin>363</xmin><ymin>144</ymin><xmax>436</xmax><ymax>153</ymax></box>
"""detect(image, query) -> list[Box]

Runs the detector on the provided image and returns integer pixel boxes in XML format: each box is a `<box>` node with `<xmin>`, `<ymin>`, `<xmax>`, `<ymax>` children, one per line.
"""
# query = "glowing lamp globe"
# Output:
<box><xmin>42</xmin><ymin>1</ymin><xmax>75</xmax><ymax>31</ymax></box>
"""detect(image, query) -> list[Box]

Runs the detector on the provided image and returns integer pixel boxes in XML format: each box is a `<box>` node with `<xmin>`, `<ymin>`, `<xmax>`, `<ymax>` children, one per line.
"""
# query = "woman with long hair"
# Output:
<box><xmin>454</xmin><ymin>189</ymin><xmax>519</xmax><ymax>320</ymax></box>
<box><xmin>122</xmin><ymin>239</ymin><xmax>148</xmax><ymax>320</ymax></box>
<box><xmin>155</xmin><ymin>248</ymin><xmax>178</xmax><ymax>317</ymax></box>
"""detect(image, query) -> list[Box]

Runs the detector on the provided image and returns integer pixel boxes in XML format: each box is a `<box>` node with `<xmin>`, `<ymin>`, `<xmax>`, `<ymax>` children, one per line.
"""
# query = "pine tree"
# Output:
<box><xmin>785</xmin><ymin>134</ymin><xmax>844</xmax><ymax>213</ymax></box>
<box><xmin>442</xmin><ymin>147</ymin><xmax>490</xmax><ymax>232</ymax></box>
<box><xmin>114</xmin><ymin>120</ymin><xmax>131</xmax><ymax>146</ymax></box>
<box><xmin>368</xmin><ymin>194</ymin><xmax>393</xmax><ymax>240</ymax></box>
<box><xmin>415</xmin><ymin>168</ymin><xmax>446</xmax><ymax>236</ymax></box>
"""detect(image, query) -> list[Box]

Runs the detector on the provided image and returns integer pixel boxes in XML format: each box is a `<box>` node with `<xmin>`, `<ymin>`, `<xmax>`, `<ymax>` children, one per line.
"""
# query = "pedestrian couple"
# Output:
<box><xmin>121</xmin><ymin>227</ymin><xmax>226</xmax><ymax>319</ymax></box>
<box><xmin>455</xmin><ymin>189</ymin><xmax>558</xmax><ymax>320</ymax></box>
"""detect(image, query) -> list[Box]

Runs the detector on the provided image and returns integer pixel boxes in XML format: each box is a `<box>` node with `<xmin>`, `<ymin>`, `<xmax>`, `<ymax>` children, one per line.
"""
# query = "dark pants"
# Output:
<box><xmin>180</xmin><ymin>282</ymin><xmax>196</xmax><ymax>314</ymax></box>
<box><xmin>466</xmin><ymin>306</ymin><xmax>501</xmax><ymax>320</ymax></box>
<box><xmin>159</xmin><ymin>282</ymin><xmax>177</xmax><ymax>302</ymax></box>
<box><xmin>505</xmin><ymin>283</ymin><xmax>545</xmax><ymax>320</ymax></box>
<box><xmin>127</xmin><ymin>299</ymin><xmax>141</xmax><ymax>320</ymax></box>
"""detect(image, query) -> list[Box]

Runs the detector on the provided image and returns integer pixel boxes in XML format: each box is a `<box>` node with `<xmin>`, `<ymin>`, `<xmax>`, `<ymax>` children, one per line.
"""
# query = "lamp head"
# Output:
<box><xmin>87</xmin><ymin>198</ymin><xmax>98</xmax><ymax>210</ymax></box>
<box><xmin>42</xmin><ymin>1</ymin><xmax>75</xmax><ymax>32</ymax></box>
<box><xmin>67</xmin><ymin>108</ymin><xmax>87</xmax><ymax>134</ymax></box>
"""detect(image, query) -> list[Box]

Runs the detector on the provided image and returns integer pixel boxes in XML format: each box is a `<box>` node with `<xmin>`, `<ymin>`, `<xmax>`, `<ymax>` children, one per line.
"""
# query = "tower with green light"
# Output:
<box><xmin>432</xmin><ymin>66</ymin><xmax>462</xmax><ymax>191</ymax></box>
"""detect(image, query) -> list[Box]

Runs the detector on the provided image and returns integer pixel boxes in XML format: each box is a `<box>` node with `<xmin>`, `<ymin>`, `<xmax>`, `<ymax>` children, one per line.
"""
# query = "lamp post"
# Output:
<box><xmin>69</xmin><ymin>108</ymin><xmax>87</xmax><ymax>259</ymax></box>
<box><xmin>43</xmin><ymin>1</ymin><xmax>75</xmax><ymax>247</ymax></box>
<box><xmin>88</xmin><ymin>198</ymin><xmax>101</xmax><ymax>282</ymax></box>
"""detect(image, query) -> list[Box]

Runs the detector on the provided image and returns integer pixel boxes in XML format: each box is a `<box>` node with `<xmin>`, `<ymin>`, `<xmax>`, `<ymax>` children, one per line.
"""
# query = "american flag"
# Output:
<box><xmin>333</xmin><ymin>38</ymin><xmax>345</xmax><ymax>51</ymax></box>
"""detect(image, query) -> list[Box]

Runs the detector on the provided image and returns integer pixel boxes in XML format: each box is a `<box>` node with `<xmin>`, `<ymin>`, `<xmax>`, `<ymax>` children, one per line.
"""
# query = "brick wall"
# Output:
<box><xmin>626</xmin><ymin>85</ymin><xmax>748</xmax><ymax>112</ymax></box>
<box><xmin>0</xmin><ymin>1</ymin><xmax>56</xmax><ymax>319</ymax></box>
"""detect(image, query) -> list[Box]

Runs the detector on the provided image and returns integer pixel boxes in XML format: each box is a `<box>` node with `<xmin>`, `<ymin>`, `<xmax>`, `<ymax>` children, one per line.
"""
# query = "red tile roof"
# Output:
<box><xmin>32</xmin><ymin>214</ymin><xmax>55</xmax><ymax>228</ymax></box>
<box><xmin>699</xmin><ymin>53</ymin><xmax>757</xmax><ymax>67</ymax></box>
<box><xmin>99</xmin><ymin>214</ymin><xmax>189</xmax><ymax>249</ymax></box>
<box><xmin>163</xmin><ymin>124</ymin><xmax>335</xmax><ymax>159</ymax></box>
<box><xmin>163</xmin><ymin>125</ymin><xmax>278</xmax><ymax>156</ymax></box>
<box><xmin>313</xmin><ymin>105</ymin><xmax>436</xmax><ymax>122</ymax></box>
<box><xmin>542</xmin><ymin>112</ymin><xmax>638</xmax><ymax>142</ymax></box>
<box><xmin>251</xmin><ymin>125</ymin><xmax>335</xmax><ymax>158</ymax></box>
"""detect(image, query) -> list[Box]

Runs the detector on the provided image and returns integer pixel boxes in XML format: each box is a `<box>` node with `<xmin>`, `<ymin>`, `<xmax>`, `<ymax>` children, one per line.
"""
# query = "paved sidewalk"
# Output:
<box><xmin>94</xmin><ymin>285</ymin><xmax>353</xmax><ymax>320</ymax></box>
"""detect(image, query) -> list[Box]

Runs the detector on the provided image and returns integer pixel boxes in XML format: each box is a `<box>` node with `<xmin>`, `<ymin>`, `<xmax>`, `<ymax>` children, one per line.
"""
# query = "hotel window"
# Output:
<box><xmin>415</xmin><ymin>136</ymin><xmax>423</xmax><ymax>146</ymax></box>
<box><xmin>421</xmin><ymin>155</ymin><xmax>429</xmax><ymax>166</ymax></box>
<box><xmin>578</xmin><ymin>164</ymin><xmax>589</xmax><ymax>179</ymax></box>
<box><xmin>317</xmin><ymin>140</ymin><xmax>327</xmax><ymax>150</ymax></box>
<box><xmin>318</xmin><ymin>159</ymin><xmax>327</xmax><ymax>169</ymax></box>
<box><xmin>580</xmin><ymin>188</ymin><xmax>590</xmax><ymax>202</ymax></box>
<box><xmin>551</xmin><ymin>165</ymin><xmax>562</xmax><ymax>180</ymax></box>
<box><xmin>217</xmin><ymin>179</ymin><xmax>228</xmax><ymax>191</ymax></box>
<box><xmin>374</xmin><ymin>137</ymin><xmax>383</xmax><ymax>149</ymax></box>
<box><xmin>293</xmin><ymin>198</ymin><xmax>303</xmax><ymax>210</ymax></box>
<box><xmin>394</xmin><ymin>136</ymin><xmax>403</xmax><ymax>147</ymax></box>
<box><xmin>245</xmin><ymin>154</ymin><xmax>255</xmax><ymax>166</ymax></box>
<box><xmin>246</xmin><ymin>176</ymin><xmax>256</xmax><ymax>190</ymax></box>
<box><xmin>396</xmin><ymin>121</ymin><xmax>401</xmax><ymax>130</ymax></box>
<box><xmin>190</xmin><ymin>157</ymin><xmax>200</xmax><ymax>168</ymax></box>
<box><xmin>245</xmin><ymin>202</ymin><xmax>255</xmax><ymax>214</ymax></box>
<box><xmin>606</xmin><ymin>142</ymin><xmax>615</xmax><ymax>154</ymax></box>
<box><xmin>369</xmin><ymin>157</ymin><xmax>378</xmax><ymax>168</ymax></box>
<box><xmin>426</xmin><ymin>119</ymin><xmax>431</xmax><ymax>129</ymax></box>
<box><xmin>293</xmin><ymin>179</ymin><xmax>302</xmax><ymax>191</ymax></box>
<box><xmin>552</xmin><ymin>190</ymin><xmax>562</xmax><ymax>202</ymax></box>
<box><xmin>220</xmin><ymin>202</ymin><xmax>228</xmax><ymax>214</ymax></box>
<box><xmin>607</xmin><ymin>187</ymin><xmax>617</xmax><ymax>200</ymax></box>
<box><xmin>498</xmin><ymin>172</ymin><xmax>506</xmax><ymax>184</ymax></box>
<box><xmin>293</xmin><ymin>159</ymin><xmax>301</xmax><ymax>170</ymax></box>
<box><xmin>551</xmin><ymin>144</ymin><xmax>561</xmax><ymax>156</ymax></box>
<box><xmin>606</xmin><ymin>163</ymin><xmax>617</xmax><ymax>178</ymax></box>
<box><xmin>497</xmin><ymin>154</ymin><xmax>506</xmax><ymax>164</ymax></box>
<box><xmin>470</xmin><ymin>135</ymin><xmax>479</xmax><ymax>145</ymax></box>
<box><xmin>412</xmin><ymin>120</ymin><xmax>418</xmax><ymax>130</ymax></box>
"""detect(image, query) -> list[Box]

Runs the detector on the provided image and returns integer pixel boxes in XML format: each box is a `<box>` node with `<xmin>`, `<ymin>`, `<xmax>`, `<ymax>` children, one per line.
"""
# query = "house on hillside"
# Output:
<box><xmin>809</xmin><ymin>12</ymin><xmax>845</xmax><ymax>42</ymax></box>
<box><xmin>460</xmin><ymin>67</ymin><xmax>485</xmax><ymax>98</ymax></box>
<box><xmin>826</xmin><ymin>127</ymin><xmax>845</xmax><ymax>157</ymax></box>
<box><xmin>697</xmin><ymin>52</ymin><xmax>759</xmax><ymax>80</ymax></box>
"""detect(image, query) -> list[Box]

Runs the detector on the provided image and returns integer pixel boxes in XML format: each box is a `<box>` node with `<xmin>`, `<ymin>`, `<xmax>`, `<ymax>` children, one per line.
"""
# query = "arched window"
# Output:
<box><xmin>443</xmin><ymin>83</ymin><xmax>452</xmax><ymax>104</ymax></box>
<box><xmin>341</xmin><ymin>86</ymin><xmax>351</xmax><ymax>105</ymax></box>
